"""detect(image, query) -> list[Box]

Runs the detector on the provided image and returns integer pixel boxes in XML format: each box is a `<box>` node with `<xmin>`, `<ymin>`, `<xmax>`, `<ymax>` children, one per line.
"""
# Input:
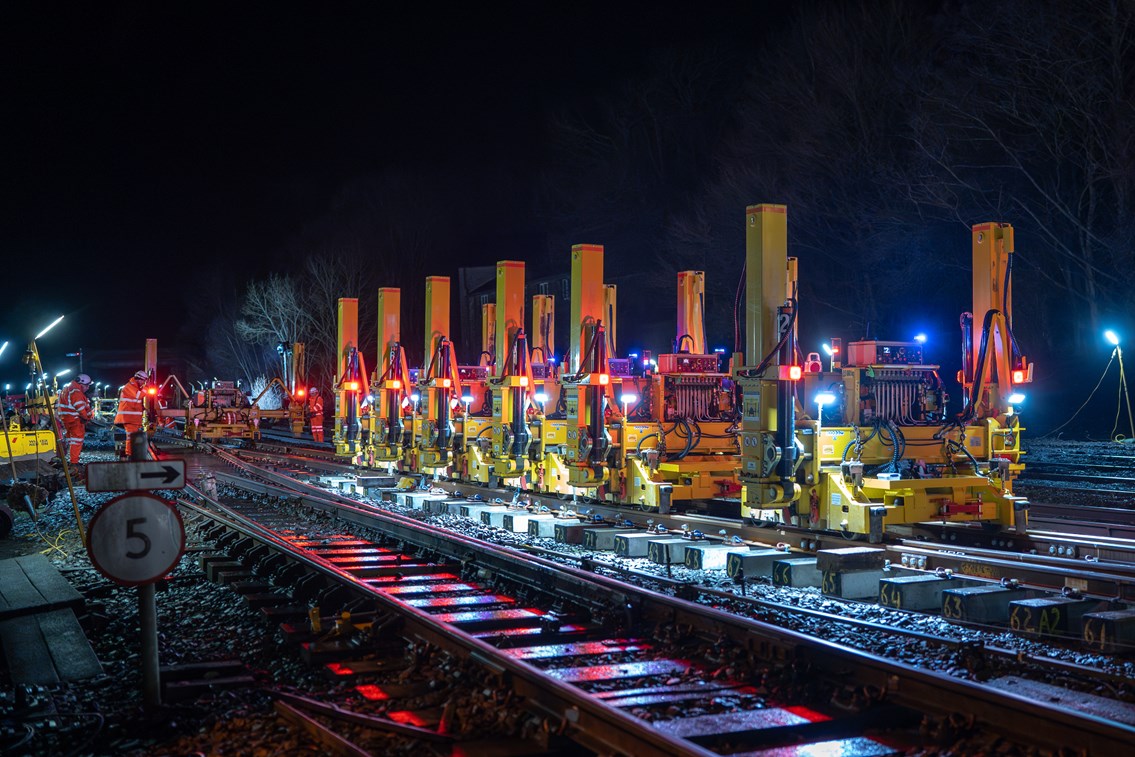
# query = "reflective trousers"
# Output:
<box><xmin>311</xmin><ymin>416</ymin><xmax>324</xmax><ymax>443</ymax></box>
<box><xmin>61</xmin><ymin>418</ymin><xmax>86</xmax><ymax>464</ymax></box>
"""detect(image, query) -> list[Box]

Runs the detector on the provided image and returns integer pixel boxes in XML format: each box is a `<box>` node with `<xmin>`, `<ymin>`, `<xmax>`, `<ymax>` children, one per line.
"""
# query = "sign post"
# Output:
<box><xmin>85</xmin><ymin>432</ymin><xmax>185</xmax><ymax>712</ymax></box>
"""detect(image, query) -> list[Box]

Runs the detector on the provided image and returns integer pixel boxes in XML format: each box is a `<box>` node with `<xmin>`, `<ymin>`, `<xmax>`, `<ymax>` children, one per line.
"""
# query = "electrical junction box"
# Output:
<box><xmin>847</xmin><ymin>341</ymin><xmax>923</xmax><ymax>367</ymax></box>
<box><xmin>657</xmin><ymin>354</ymin><xmax>721</xmax><ymax>374</ymax></box>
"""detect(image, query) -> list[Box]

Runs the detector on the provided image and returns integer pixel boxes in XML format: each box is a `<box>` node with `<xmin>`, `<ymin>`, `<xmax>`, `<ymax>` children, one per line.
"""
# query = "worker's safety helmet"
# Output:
<box><xmin>133</xmin><ymin>371</ymin><xmax>148</xmax><ymax>382</ymax></box>
<box><xmin>310</xmin><ymin>387</ymin><xmax>319</xmax><ymax>395</ymax></box>
<box><xmin>77</xmin><ymin>374</ymin><xmax>92</xmax><ymax>386</ymax></box>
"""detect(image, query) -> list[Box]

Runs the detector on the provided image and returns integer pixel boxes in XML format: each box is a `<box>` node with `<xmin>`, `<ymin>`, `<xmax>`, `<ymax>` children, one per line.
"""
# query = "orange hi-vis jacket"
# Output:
<box><xmin>115</xmin><ymin>381</ymin><xmax>145</xmax><ymax>427</ymax></box>
<box><xmin>57</xmin><ymin>381</ymin><xmax>94</xmax><ymax>423</ymax></box>
<box><xmin>310</xmin><ymin>395</ymin><xmax>324</xmax><ymax>419</ymax></box>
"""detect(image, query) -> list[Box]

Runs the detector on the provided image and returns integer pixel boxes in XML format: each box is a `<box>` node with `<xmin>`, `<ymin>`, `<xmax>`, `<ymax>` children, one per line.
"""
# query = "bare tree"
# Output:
<box><xmin>235</xmin><ymin>274</ymin><xmax>311</xmax><ymax>345</ymax></box>
<box><xmin>911</xmin><ymin>0</ymin><xmax>1135</xmax><ymax>349</ymax></box>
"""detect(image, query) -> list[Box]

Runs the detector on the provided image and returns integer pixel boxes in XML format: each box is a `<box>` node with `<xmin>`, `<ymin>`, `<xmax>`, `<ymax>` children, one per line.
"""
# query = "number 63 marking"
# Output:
<box><xmin>126</xmin><ymin>517</ymin><xmax>152</xmax><ymax>559</ymax></box>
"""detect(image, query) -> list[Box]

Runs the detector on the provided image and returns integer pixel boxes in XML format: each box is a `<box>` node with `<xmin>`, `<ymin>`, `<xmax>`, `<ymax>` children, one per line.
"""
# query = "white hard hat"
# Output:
<box><xmin>134</xmin><ymin>371</ymin><xmax>149</xmax><ymax>381</ymax></box>
<box><xmin>77</xmin><ymin>374</ymin><xmax>92</xmax><ymax>386</ymax></box>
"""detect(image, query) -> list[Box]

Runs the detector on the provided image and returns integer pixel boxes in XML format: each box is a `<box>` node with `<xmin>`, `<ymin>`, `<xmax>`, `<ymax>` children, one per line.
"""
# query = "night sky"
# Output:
<box><xmin>1</xmin><ymin>2</ymin><xmax>778</xmax><ymax>386</ymax></box>
<box><xmin>4</xmin><ymin>2</ymin><xmax>1131</xmax><ymax>437</ymax></box>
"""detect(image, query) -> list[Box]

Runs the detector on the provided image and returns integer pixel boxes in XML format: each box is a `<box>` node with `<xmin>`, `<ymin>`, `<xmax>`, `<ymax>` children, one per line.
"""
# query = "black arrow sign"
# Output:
<box><xmin>140</xmin><ymin>465</ymin><xmax>182</xmax><ymax>485</ymax></box>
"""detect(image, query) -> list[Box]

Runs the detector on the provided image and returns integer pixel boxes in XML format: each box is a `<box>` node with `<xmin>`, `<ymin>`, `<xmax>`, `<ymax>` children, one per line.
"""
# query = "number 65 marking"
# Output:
<box><xmin>126</xmin><ymin>517</ymin><xmax>152</xmax><ymax>559</ymax></box>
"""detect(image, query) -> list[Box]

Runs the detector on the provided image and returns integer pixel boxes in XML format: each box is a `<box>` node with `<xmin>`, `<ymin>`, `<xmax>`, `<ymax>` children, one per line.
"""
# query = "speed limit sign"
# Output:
<box><xmin>87</xmin><ymin>493</ymin><xmax>186</xmax><ymax>586</ymax></box>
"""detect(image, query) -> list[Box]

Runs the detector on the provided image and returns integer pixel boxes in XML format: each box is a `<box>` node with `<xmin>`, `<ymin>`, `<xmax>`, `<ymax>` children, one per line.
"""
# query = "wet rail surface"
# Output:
<box><xmin>159</xmin><ymin>442</ymin><xmax>1135</xmax><ymax>755</ymax></box>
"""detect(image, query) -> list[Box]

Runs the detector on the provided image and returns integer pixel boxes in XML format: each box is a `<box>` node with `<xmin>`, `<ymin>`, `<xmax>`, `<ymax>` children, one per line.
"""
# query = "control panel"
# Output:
<box><xmin>847</xmin><ymin>341</ymin><xmax>923</xmax><ymax>367</ymax></box>
<box><xmin>657</xmin><ymin>353</ymin><xmax>721</xmax><ymax>374</ymax></box>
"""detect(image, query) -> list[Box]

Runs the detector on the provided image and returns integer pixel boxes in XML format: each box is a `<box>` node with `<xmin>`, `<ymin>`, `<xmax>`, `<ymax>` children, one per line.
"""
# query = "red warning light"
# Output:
<box><xmin>789</xmin><ymin>365</ymin><xmax>802</xmax><ymax>380</ymax></box>
<box><xmin>146</xmin><ymin>386</ymin><xmax>157</xmax><ymax>396</ymax></box>
<box><xmin>441</xmin><ymin>378</ymin><xmax>452</xmax><ymax>388</ymax></box>
<box><xmin>390</xmin><ymin>379</ymin><xmax>401</xmax><ymax>390</ymax></box>
<box><xmin>348</xmin><ymin>381</ymin><xmax>360</xmax><ymax>391</ymax></box>
<box><xmin>296</xmin><ymin>388</ymin><xmax>306</xmax><ymax>398</ymax></box>
<box><xmin>519</xmin><ymin>376</ymin><xmax>529</xmax><ymax>387</ymax></box>
<box><xmin>1012</xmin><ymin>369</ymin><xmax>1025</xmax><ymax>384</ymax></box>
<box><xmin>598</xmin><ymin>374</ymin><xmax>610</xmax><ymax>385</ymax></box>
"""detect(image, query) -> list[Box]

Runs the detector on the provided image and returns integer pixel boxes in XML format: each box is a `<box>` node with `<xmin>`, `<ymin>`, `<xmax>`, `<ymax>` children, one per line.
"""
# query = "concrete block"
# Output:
<box><xmin>503</xmin><ymin>511</ymin><xmax>543</xmax><ymax>533</ymax></box>
<box><xmin>684</xmin><ymin>544</ymin><xmax>740</xmax><ymax>571</ymax></box>
<box><xmin>582</xmin><ymin>528</ymin><xmax>636</xmax><ymax>550</ymax></box>
<box><xmin>510</xmin><ymin>512</ymin><xmax>553</xmax><ymax>535</ymax></box>
<box><xmin>553</xmin><ymin>521</ymin><xmax>591</xmax><ymax>544</ymax></box>
<box><xmin>941</xmin><ymin>585</ymin><xmax>1041</xmax><ymax>624</ymax></box>
<box><xmin>878</xmin><ymin>575</ymin><xmax>970</xmax><ymax>611</ymax></box>
<box><xmin>647</xmin><ymin>538</ymin><xmax>690</xmax><ymax>564</ymax></box>
<box><xmin>1082</xmin><ymin>609</ymin><xmax>1135</xmax><ymax>655</ymax></box>
<box><xmin>355</xmin><ymin>475</ymin><xmax>396</xmax><ymax>489</ymax></box>
<box><xmin>816</xmin><ymin>547</ymin><xmax>886</xmax><ymax>572</ymax></box>
<box><xmin>1009</xmin><ymin>597</ymin><xmax>1100</xmax><ymax>638</ymax></box>
<box><xmin>529</xmin><ymin>516</ymin><xmax>562</xmax><ymax>538</ymax></box>
<box><xmin>772</xmin><ymin>558</ymin><xmax>823</xmax><ymax>588</ymax></box>
<box><xmin>725</xmin><ymin>549</ymin><xmax>787</xmax><ymax>579</ymax></box>
<box><xmin>403</xmin><ymin>492</ymin><xmax>443</xmax><ymax>510</ymax></box>
<box><xmin>479</xmin><ymin>506</ymin><xmax>512</xmax><ymax>527</ymax></box>
<box><xmin>614</xmin><ymin>532</ymin><xmax>658</xmax><ymax>557</ymax></box>
<box><xmin>425</xmin><ymin>497</ymin><xmax>462</xmax><ymax>515</ymax></box>
<box><xmin>822</xmin><ymin>568</ymin><xmax>885</xmax><ymax>599</ymax></box>
<box><xmin>459</xmin><ymin>503</ymin><xmax>495</xmax><ymax>520</ymax></box>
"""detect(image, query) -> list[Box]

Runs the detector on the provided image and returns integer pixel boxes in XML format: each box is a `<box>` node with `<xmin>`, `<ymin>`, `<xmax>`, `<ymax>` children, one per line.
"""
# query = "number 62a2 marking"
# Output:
<box><xmin>126</xmin><ymin>517</ymin><xmax>152</xmax><ymax>559</ymax></box>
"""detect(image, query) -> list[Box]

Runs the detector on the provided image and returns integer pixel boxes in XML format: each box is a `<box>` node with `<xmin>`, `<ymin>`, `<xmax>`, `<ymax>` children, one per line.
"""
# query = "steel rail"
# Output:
<box><xmin>194</xmin><ymin>447</ymin><xmax>1135</xmax><ymax>755</ymax></box>
<box><xmin>181</xmin><ymin>475</ymin><xmax>719</xmax><ymax>756</ymax></box>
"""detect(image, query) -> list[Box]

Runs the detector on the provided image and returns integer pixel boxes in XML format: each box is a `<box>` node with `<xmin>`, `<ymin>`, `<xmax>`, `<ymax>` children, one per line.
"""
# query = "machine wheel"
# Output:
<box><xmin>0</xmin><ymin>503</ymin><xmax>14</xmax><ymax>539</ymax></box>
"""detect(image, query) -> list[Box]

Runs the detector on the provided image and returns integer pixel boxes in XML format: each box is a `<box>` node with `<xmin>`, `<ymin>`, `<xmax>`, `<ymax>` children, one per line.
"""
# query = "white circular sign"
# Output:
<box><xmin>87</xmin><ymin>494</ymin><xmax>186</xmax><ymax>586</ymax></box>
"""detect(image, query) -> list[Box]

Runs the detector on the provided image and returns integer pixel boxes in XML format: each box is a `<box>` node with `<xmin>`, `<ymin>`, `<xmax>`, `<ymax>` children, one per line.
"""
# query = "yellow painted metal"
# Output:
<box><xmin>424</xmin><ymin>276</ymin><xmax>451</xmax><ymax>370</ymax></box>
<box><xmin>570</xmin><ymin>245</ymin><xmax>604</xmax><ymax>374</ymax></box>
<box><xmin>969</xmin><ymin>222</ymin><xmax>1015</xmax><ymax>417</ymax></box>
<box><xmin>377</xmin><ymin>288</ymin><xmax>401</xmax><ymax>358</ymax></box>
<box><xmin>786</xmin><ymin>257</ymin><xmax>799</xmax><ymax>345</ymax></box>
<box><xmin>331</xmin><ymin>299</ymin><xmax>358</xmax><ymax>458</ymax></box>
<box><xmin>531</xmin><ymin>294</ymin><xmax>555</xmax><ymax>363</ymax></box>
<box><xmin>495</xmin><ymin>261</ymin><xmax>525</xmax><ymax>369</ymax></box>
<box><xmin>371</xmin><ymin>288</ymin><xmax>405</xmax><ymax>463</ymax></box>
<box><xmin>745</xmin><ymin>204</ymin><xmax>787</xmax><ymax>365</ymax></box>
<box><xmin>417</xmin><ymin>277</ymin><xmax>455</xmax><ymax>473</ymax></box>
<box><xmin>481</xmin><ymin>303</ymin><xmax>496</xmax><ymax>366</ymax></box>
<box><xmin>144</xmin><ymin>339</ymin><xmax>157</xmax><ymax>376</ymax></box>
<box><xmin>142</xmin><ymin>338</ymin><xmax>159</xmax><ymax>430</ymax></box>
<box><xmin>603</xmin><ymin>284</ymin><xmax>617</xmax><ymax>357</ymax></box>
<box><xmin>738</xmin><ymin>204</ymin><xmax>794</xmax><ymax>509</ymax></box>
<box><xmin>676</xmin><ymin>271</ymin><xmax>705</xmax><ymax>354</ymax></box>
<box><xmin>289</xmin><ymin>341</ymin><xmax>306</xmax><ymax>434</ymax></box>
<box><xmin>488</xmin><ymin>260</ymin><xmax>531</xmax><ymax>479</ymax></box>
<box><xmin>336</xmin><ymin>297</ymin><xmax>358</xmax><ymax>435</ymax></box>
<box><xmin>565</xmin><ymin>244</ymin><xmax>609</xmax><ymax>489</ymax></box>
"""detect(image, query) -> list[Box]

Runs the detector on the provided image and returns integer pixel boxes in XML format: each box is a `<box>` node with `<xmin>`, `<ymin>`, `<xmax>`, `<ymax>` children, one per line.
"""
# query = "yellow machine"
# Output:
<box><xmin>364</xmin><ymin>287</ymin><xmax>412</xmax><ymax>468</ymax></box>
<box><xmin>615</xmin><ymin>270</ymin><xmax>738</xmax><ymax>512</ymax></box>
<box><xmin>139</xmin><ymin>337</ymin><xmax>309</xmax><ymax>442</ymax></box>
<box><xmin>560</xmin><ymin>244</ymin><xmax>613</xmax><ymax>491</ymax></box>
<box><xmin>736</xmin><ymin>206</ymin><xmax>1030</xmax><ymax>540</ymax></box>
<box><xmin>485</xmin><ymin>261</ymin><xmax>535</xmax><ymax>483</ymax></box>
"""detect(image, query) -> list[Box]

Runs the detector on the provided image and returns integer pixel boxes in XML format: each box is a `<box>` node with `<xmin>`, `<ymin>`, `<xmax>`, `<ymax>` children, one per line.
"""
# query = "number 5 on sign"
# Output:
<box><xmin>87</xmin><ymin>494</ymin><xmax>186</xmax><ymax>586</ymax></box>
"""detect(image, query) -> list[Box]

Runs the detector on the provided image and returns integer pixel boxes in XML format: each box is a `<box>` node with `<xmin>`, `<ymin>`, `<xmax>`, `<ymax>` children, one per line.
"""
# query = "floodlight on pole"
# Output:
<box><xmin>814</xmin><ymin>391</ymin><xmax>836</xmax><ymax>439</ymax></box>
<box><xmin>913</xmin><ymin>333</ymin><xmax>927</xmax><ymax>344</ymax></box>
<box><xmin>34</xmin><ymin>316</ymin><xmax>65</xmax><ymax>340</ymax></box>
<box><xmin>1105</xmin><ymin>330</ymin><xmax>1135</xmax><ymax>441</ymax></box>
<box><xmin>56</xmin><ymin>369</ymin><xmax>72</xmax><ymax>378</ymax></box>
<box><xmin>0</xmin><ymin>340</ymin><xmax>8</xmax><ymax>359</ymax></box>
<box><xmin>1007</xmin><ymin>392</ymin><xmax>1025</xmax><ymax>405</ymax></box>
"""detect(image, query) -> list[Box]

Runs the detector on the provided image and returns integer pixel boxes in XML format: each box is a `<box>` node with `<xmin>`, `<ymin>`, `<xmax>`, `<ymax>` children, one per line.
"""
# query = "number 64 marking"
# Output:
<box><xmin>126</xmin><ymin>517</ymin><xmax>152</xmax><ymax>559</ymax></box>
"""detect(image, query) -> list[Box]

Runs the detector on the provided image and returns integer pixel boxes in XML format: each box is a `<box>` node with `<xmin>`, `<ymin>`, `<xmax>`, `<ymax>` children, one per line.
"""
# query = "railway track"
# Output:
<box><xmin>225</xmin><ymin>441</ymin><xmax>1135</xmax><ymax>603</ymax></box>
<box><xmin>169</xmin><ymin>442</ymin><xmax>1135</xmax><ymax>754</ymax></box>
